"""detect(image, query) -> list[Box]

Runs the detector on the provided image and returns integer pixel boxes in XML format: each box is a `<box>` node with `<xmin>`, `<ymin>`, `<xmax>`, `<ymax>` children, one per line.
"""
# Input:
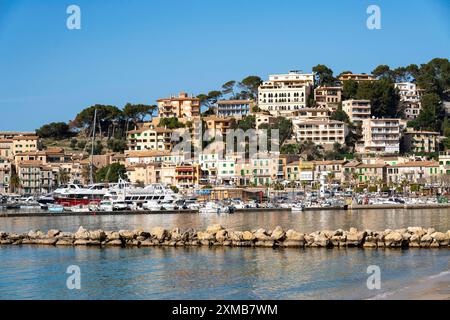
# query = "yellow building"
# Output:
<box><xmin>157</xmin><ymin>92</ymin><xmax>200</xmax><ymax>119</ymax></box>
<box><xmin>12</xmin><ymin>135</ymin><xmax>39</xmax><ymax>155</ymax></box>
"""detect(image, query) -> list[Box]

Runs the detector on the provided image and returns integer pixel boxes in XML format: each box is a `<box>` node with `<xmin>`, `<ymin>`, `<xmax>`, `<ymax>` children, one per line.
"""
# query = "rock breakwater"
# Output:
<box><xmin>1</xmin><ymin>225</ymin><xmax>449</xmax><ymax>249</ymax></box>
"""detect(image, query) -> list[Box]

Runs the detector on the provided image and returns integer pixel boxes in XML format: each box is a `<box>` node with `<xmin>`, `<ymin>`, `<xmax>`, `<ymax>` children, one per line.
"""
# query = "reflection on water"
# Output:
<box><xmin>1</xmin><ymin>208</ymin><xmax>449</xmax><ymax>300</ymax></box>
<box><xmin>0</xmin><ymin>245</ymin><xmax>448</xmax><ymax>300</ymax></box>
<box><xmin>1</xmin><ymin>208</ymin><xmax>449</xmax><ymax>233</ymax></box>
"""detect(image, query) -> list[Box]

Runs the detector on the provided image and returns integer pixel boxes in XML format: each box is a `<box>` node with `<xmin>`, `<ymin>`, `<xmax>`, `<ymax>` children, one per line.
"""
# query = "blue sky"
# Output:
<box><xmin>0</xmin><ymin>0</ymin><xmax>449</xmax><ymax>131</ymax></box>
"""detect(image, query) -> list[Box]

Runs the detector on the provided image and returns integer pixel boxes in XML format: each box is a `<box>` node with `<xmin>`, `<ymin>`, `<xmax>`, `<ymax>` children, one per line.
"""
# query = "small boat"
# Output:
<box><xmin>6</xmin><ymin>203</ymin><xmax>20</xmax><ymax>210</ymax></box>
<box><xmin>68</xmin><ymin>205</ymin><xmax>91</xmax><ymax>213</ymax></box>
<box><xmin>143</xmin><ymin>200</ymin><xmax>162</xmax><ymax>211</ymax></box>
<box><xmin>47</xmin><ymin>204</ymin><xmax>64</xmax><ymax>213</ymax></box>
<box><xmin>290</xmin><ymin>203</ymin><xmax>304</xmax><ymax>212</ymax></box>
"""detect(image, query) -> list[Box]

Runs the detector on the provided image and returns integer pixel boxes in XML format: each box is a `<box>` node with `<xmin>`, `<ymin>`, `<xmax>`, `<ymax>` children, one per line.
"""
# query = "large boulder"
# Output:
<box><xmin>285</xmin><ymin>230</ymin><xmax>304</xmax><ymax>241</ymax></box>
<box><xmin>151</xmin><ymin>227</ymin><xmax>168</xmax><ymax>241</ymax></box>
<box><xmin>385</xmin><ymin>231</ymin><xmax>403</xmax><ymax>247</ymax></box>
<box><xmin>47</xmin><ymin>229</ymin><xmax>61</xmax><ymax>238</ymax></box>
<box><xmin>407</xmin><ymin>227</ymin><xmax>426</xmax><ymax>237</ymax></box>
<box><xmin>206</xmin><ymin>224</ymin><xmax>224</xmax><ymax>235</ymax></box>
<box><xmin>431</xmin><ymin>232</ymin><xmax>449</xmax><ymax>246</ymax></box>
<box><xmin>228</xmin><ymin>231</ymin><xmax>243</xmax><ymax>242</ymax></box>
<box><xmin>254</xmin><ymin>229</ymin><xmax>271</xmax><ymax>241</ymax></box>
<box><xmin>242</xmin><ymin>231</ymin><xmax>256</xmax><ymax>241</ymax></box>
<box><xmin>196</xmin><ymin>231</ymin><xmax>215</xmax><ymax>241</ymax></box>
<box><xmin>215</xmin><ymin>230</ymin><xmax>228</xmax><ymax>243</ymax></box>
<box><xmin>346</xmin><ymin>230</ymin><xmax>366</xmax><ymax>247</ymax></box>
<box><xmin>28</xmin><ymin>230</ymin><xmax>45</xmax><ymax>239</ymax></box>
<box><xmin>409</xmin><ymin>234</ymin><xmax>421</xmax><ymax>247</ymax></box>
<box><xmin>119</xmin><ymin>230</ymin><xmax>136</xmax><ymax>240</ymax></box>
<box><xmin>89</xmin><ymin>230</ymin><xmax>106</xmax><ymax>241</ymax></box>
<box><xmin>311</xmin><ymin>233</ymin><xmax>329</xmax><ymax>247</ymax></box>
<box><xmin>74</xmin><ymin>226</ymin><xmax>90</xmax><ymax>240</ymax></box>
<box><xmin>271</xmin><ymin>226</ymin><xmax>286</xmax><ymax>241</ymax></box>
<box><xmin>420</xmin><ymin>234</ymin><xmax>433</xmax><ymax>247</ymax></box>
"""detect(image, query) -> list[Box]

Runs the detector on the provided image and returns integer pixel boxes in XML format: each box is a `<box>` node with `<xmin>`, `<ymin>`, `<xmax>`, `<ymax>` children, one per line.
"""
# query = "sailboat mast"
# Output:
<box><xmin>89</xmin><ymin>108</ymin><xmax>97</xmax><ymax>185</ymax></box>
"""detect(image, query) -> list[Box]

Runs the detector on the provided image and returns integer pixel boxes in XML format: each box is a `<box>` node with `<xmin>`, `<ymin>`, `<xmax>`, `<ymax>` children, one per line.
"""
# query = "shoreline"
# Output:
<box><xmin>370</xmin><ymin>270</ymin><xmax>450</xmax><ymax>300</ymax></box>
<box><xmin>1</xmin><ymin>203</ymin><xmax>450</xmax><ymax>218</ymax></box>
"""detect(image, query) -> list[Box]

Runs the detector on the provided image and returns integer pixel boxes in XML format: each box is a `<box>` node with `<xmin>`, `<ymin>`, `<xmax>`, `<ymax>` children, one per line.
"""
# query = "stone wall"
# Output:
<box><xmin>1</xmin><ymin>225</ymin><xmax>449</xmax><ymax>248</ymax></box>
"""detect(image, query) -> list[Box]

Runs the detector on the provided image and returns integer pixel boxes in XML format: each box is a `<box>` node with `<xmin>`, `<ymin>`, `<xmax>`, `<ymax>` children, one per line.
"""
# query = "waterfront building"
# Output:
<box><xmin>125</xmin><ymin>150</ymin><xmax>184</xmax><ymax>166</ymax></box>
<box><xmin>313</xmin><ymin>160</ymin><xmax>347</xmax><ymax>183</ymax></box>
<box><xmin>157</xmin><ymin>92</ymin><xmax>200</xmax><ymax>119</ymax></box>
<box><xmin>314</xmin><ymin>86</ymin><xmax>342</xmax><ymax>111</ymax></box>
<box><xmin>355</xmin><ymin>163</ymin><xmax>388</xmax><ymax>185</ymax></box>
<box><xmin>127</xmin><ymin>162</ymin><xmax>176</xmax><ymax>186</ymax></box>
<box><xmin>402</xmin><ymin>129</ymin><xmax>439</xmax><ymax>154</ymax></box>
<box><xmin>387</xmin><ymin>161</ymin><xmax>440</xmax><ymax>185</ymax></box>
<box><xmin>356</xmin><ymin>118</ymin><xmax>401</xmax><ymax>154</ymax></box>
<box><xmin>293</xmin><ymin>119</ymin><xmax>348</xmax><ymax>149</ymax></box>
<box><xmin>285</xmin><ymin>159</ymin><xmax>299</xmax><ymax>181</ymax></box>
<box><xmin>0</xmin><ymin>158</ymin><xmax>11</xmax><ymax>193</ymax></box>
<box><xmin>258</xmin><ymin>70</ymin><xmax>314</xmax><ymax>116</ymax></box>
<box><xmin>127</xmin><ymin>126</ymin><xmax>173</xmax><ymax>152</ymax></box>
<box><xmin>175</xmin><ymin>164</ymin><xmax>201</xmax><ymax>189</ymax></box>
<box><xmin>215</xmin><ymin>100</ymin><xmax>254</xmax><ymax>117</ymax></box>
<box><xmin>298</xmin><ymin>161</ymin><xmax>315</xmax><ymax>182</ymax></box>
<box><xmin>17</xmin><ymin>160</ymin><xmax>58</xmax><ymax>194</ymax></box>
<box><xmin>438</xmin><ymin>151</ymin><xmax>450</xmax><ymax>175</ymax></box>
<box><xmin>342</xmin><ymin>99</ymin><xmax>371</xmax><ymax>125</ymax></box>
<box><xmin>338</xmin><ymin>73</ymin><xmax>375</xmax><ymax>82</ymax></box>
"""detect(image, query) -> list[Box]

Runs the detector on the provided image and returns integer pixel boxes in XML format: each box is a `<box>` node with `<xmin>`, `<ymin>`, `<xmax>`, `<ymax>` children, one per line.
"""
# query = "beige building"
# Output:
<box><xmin>127</xmin><ymin>162</ymin><xmax>176</xmax><ymax>186</ymax></box>
<box><xmin>342</xmin><ymin>99</ymin><xmax>371</xmax><ymax>125</ymax></box>
<box><xmin>203</xmin><ymin>116</ymin><xmax>236</xmax><ymax>136</ymax></box>
<box><xmin>439</xmin><ymin>151</ymin><xmax>450</xmax><ymax>175</ymax></box>
<box><xmin>292</xmin><ymin>108</ymin><xmax>330</xmax><ymax>120</ymax></box>
<box><xmin>17</xmin><ymin>160</ymin><xmax>58</xmax><ymax>195</ymax></box>
<box><xmin>402</xmin><ymin>129</ymin><xmax>439</xmax><ymax>154</ymax></box>
<box><xmin>314</xmin><ymin>86</ymin><xmax>342</xmax><ymax>111</ymax></box>
<box><xmin>313</xmin><ymin>160</ymin><xmax>347</xmax><ymax>182</ymax></box>
<box><xmin>0</xmin><ymin>139</ymin><xmax>13</xmax><ymax>160</ymax></box>
<box><xmin>0</xmin><ymin>158</ymin><xmax>12</xmax><ymax>193</ymax></box>
<box><xmin>338</xmin><ymin>73</ymin><xmax>375</xmax><ymax>82</ymax></box>
<box><xmin>258</xmin><ymin>71</ymin><xmax>314</xmax><ymax>116</ymax></box>
<box><xmin>254</xmin><ymin>112</ymin><xmax>277</xmax><ymax>129</ymax></box>
<box><xmin>293</xmin><ymin>119</ymin><xmax>347</xmax><ymax>149</ymax></box>
<box><xmin>125</xmin><ymin>150</ymin><xmax>184</xmax><ymax>166</ymax></box>
<box><xmin>387</xmin><ymin>161</ymin><xmax>440</xmax><ymax>185</ymax></box>
<box><xmin>12</xmin><ymin>135</ymin><xmax>39</xmax><ymax>155</ymax></box>
<box><xmin>357</xmin><ymin>118</ymin><xmax>400</xmax><ymax>154</ymax></box>
<box><xmin>127</xmin><ymin>126</ymin><xmax>173</xmax><ymax>152</ymax></box>
<box><xmin>157</xmin><ymin>92</ymin><xmax>200</xmax><ymax>119</ymax></box>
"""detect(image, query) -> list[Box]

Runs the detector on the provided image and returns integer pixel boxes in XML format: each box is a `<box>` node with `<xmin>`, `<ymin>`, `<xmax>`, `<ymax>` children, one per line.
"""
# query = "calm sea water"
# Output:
<box><xmin>0</xmin><ymin>208</ymin><xmax>449</xmax><ymax>300</ymax></box>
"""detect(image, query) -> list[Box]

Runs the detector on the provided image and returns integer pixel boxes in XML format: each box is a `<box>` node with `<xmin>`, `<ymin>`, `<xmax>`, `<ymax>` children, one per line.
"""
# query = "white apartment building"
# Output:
<box><xmin>293</xmin><ymin>119</ymin><xmax>348</xmax><ymax>149</ymax></box>
<box><xmin>395</xmin><ymin>82</ymin><xmax>424</xmax><ymax>120</ymax></box>
<box><xmin>357</xmin><ymin>118</ymin><xmax>401</xmax><ymax>154</ymax></box>
<box><xmin>342</xmin><ymin>99</ymin><xmax>371</xmax><ymax>125</ymax></box>
<box><xmin>314</xmin><ymin>86</ymin><xmax>342</xmax><ymax>111</ymax></box>
<box><xmin>258</xmin><ymin>71</ymin><xmax>314</xmax><ymax>116</ymax></box>
<box><xmin>127</xmin><ymin>126</ymin><xmax>173</xmax><ymax>152</ymax></box>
